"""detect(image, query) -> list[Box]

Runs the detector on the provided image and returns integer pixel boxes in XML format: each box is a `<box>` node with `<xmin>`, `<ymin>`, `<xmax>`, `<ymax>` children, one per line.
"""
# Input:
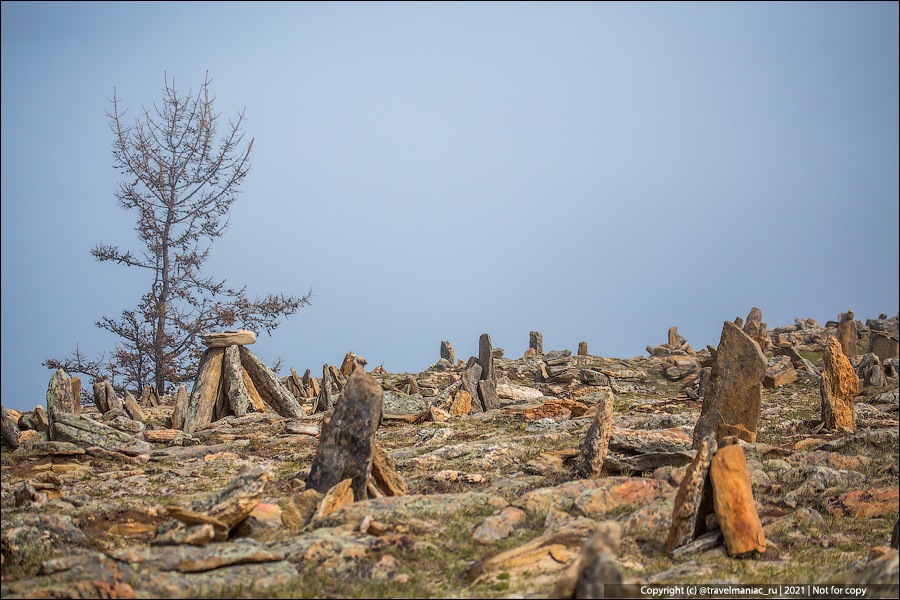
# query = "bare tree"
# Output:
<box><xmin>46</xmin><ymin>73</ymin><xmax>311</xmax><ymax>394</ymax></box>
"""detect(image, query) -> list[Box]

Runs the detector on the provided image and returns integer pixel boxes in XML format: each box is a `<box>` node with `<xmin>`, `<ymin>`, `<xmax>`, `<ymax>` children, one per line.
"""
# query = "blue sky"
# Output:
<box><xmin>2</xmin><ymin>1</ymin><xmax>898</xmax><ymax>412</ymax></box>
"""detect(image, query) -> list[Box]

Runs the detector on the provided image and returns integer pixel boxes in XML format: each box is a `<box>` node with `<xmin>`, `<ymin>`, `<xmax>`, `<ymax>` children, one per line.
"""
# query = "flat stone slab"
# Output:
<box><xmin>200</xmin><ymin>330</ymin><xmax>257</xmax><ymax>347</ymax></box>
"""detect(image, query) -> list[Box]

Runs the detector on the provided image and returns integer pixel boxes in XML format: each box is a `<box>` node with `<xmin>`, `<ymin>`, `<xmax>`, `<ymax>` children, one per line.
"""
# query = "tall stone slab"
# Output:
<box><xmin>575</xmin><ymin>388</ymin><xmax>615</xmax><ymax>478</ymax></box>
<box><xmin>529</xmin><ymin>331</ymin><xmax>543</xmax><ymax>355</ymax></box>
<box><xmin>691</xmin><ymin>321</ymin><xmax>766</xmax><ymax>448</ymax></box>
<box><xmin>820</xmin><ymin>337</ymin><xmax>859</xmax><ymax>431</ymax></box>
<box><xmin>837</xmin><ymin>310</ymin><xmax>858</xmax><ymax>363</ymax></box>
<box><xmin>478</xmin><ymin>333</ymin><xmax>494</xmax><ymax>382</ymax></box>
<box><xmin>709</xmin><ymin>441</ymin><xmax>766</xmax><ymax>556</ymax></box>
<box><xmin>440</xmin><ymin>341</ymin><xmax>455</xmax><ymax>364</ymax></box>
<box><xmin>578</xmin><ymin>342</ymin><xmax>588</xmax><ymax>356</ymax></box>
<box><xmin>742</xmin><ymin>307</ymin><xmax>769</xmax><ymax>354</ymax></box>
<box><xmin>667</xmin><ymin>433</ymin><xmax>717</xmax><ymax>555</ymax></box>
<box><xmin>46</xmin><ymin>369</ymin><xmax>75</xmax><ymax>431</ymax></box>
<box><xmin>306</xmin><ymin>370</ymin><xmax>384</xmax><ymax>501</ymax></box>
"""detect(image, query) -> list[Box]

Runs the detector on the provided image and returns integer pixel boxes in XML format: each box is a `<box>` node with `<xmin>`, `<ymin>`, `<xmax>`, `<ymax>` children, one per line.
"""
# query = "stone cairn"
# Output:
<box><xmin>175</xmin><ymin>330</ymin><xmax>305</xmax><ymax>435</ymax></box>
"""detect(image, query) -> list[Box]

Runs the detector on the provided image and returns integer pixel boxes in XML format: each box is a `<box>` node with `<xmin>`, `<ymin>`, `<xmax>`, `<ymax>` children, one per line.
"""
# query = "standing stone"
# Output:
<box><xmin>837</xmin><ymin>310</ymin><xmax>858</xmax><ymax>363</ymax></box>
<box><xmin>691</xmin><ymin>321</ymin><xmax>766</xmax><ymax>448</ymax></box>
<box><xmin>550</xmin><ymin>522</ymin><xmax>625</xmax><ymax>600</ymax></box>
<box><xmin>820</xmin><ymin>337</ymin><xmax>859</xmax><ymax>431</ymax></box>
<box><xmin>183</xmin><ymin>347</ymin><xmax>226</xmax><ymax>435</ymax></box>
<box><xmin>440</xmin><ymin>341</ymin><xmax>455</xmax><ymax>365</ymax></box>
<box><xmin>313</xmin><ymin>364</ymin><xmax>334</xmax><ymax>414</ymax></box>
<box><xmin>530</xmin><ymin>331</ymin><xmax>543</xmax><ymax>355</ymax></box>
<box><xmin>170</xmin><ymin>384</ymin><xmax>188</xmax><ymax>430</ymax></box>
<box><xmin>578</xmin><ymin>342</ymin><xmax>588</xmax><ymax>356</ymax></box>
<box><xmin>667</xmin><ymin>433</ymin><xmax>717</xmax><ymax>555</ymax></box>
<box><xmin>478</xmin><ymin>379</ymin><xmax>500</xmax><ymax>412</ymax></box>
<box><xmin>461</xmin><ymin>363</ymin><xmax>483</xmax><ymax>414</ymax></box>
<box><xmin>339</xmin><ymin>352</ymin><xmax>356</xmax><ymax>378</ymax></box>
<box><xmin>223</xmin><ymin>345</ymin><xmax>250</xmax><ymax>417</ymax></box>
<box><xmin>709</xmin><ymin>441</ymin><xmax>766</xmax><ymax>557</ymax></box>
<box><xmin>478</xmin><ymin>333</ymin><xmax>494</xmax><ymax>382</ymax></box>
<box><xmin>306</xmin><ymin>370</ymin><xmax>384</xmax><ymax>501</ymax></box>
<box><xmin>763</xmin><ymin>355</ymin><xmax>798</xmax><ymax>388</ymax></box>
<box><xmin>106</xmin><ymin>382</ymin><xmax>124</xmax><ymax>413</ymax></box>
<box><xmin>449</xmin><ymin>389</ymin><xmax>473</xmax><ymax>416</ymax></box>
<box><xmin>575</xmin><ymin>388</ymin><xmax>615</xmax><ymax>478</ymax></box>
<box><xmin>46</xmin><ymin>369</ymin><xmax>75</xmax><ymax>430</ymax></box>
<box><xmin>742</xmin><ymin>307</ymin><xmax>769</xmax><ymax>354</ymax></box>
<box><xmin>668</xmin><ymin>327</ymin><xmax>679</xmax><ymax>348</ymax></box>
<box><xmin>70</xmin><ymin>377</ymin><xmax>82</xmax><ymax>415</ymax></box>
<box><xmin>92</xmin><ymin>381</ymin><xmax>109</xmax><ymax>414</ymax></box>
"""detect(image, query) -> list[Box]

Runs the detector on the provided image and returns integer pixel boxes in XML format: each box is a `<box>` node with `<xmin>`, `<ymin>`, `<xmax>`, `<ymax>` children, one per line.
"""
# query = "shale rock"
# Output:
<box><xmin>820</xmin><ymin>337</ymin><xmax>859</xmax><ymax>431</ymax></box>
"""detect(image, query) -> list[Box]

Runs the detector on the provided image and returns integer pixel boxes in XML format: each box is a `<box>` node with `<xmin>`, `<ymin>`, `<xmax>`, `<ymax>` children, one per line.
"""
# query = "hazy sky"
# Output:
<box><xmin>2</xmin><ymin>2</ymin><xmax>898</xmax><ymax>413</ymax></box>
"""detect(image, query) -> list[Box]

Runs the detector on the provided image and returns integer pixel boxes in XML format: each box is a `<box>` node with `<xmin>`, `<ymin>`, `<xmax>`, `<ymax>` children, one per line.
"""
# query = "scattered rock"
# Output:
<box><xmin>709</xmin><ymin>441</ymin><xmax>766</xmax><ymax>557</ymax></box>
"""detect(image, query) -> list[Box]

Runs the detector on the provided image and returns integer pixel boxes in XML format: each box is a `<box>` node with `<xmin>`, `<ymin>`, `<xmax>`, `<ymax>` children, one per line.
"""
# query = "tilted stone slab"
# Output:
<box><xmin>239</xmin><ymin>346</ymin><xmax>305</xmax><ymax>419</ymax></box>
<box><xmin>709</xmin><ymin>442</ymin><xmax>766</xmax><ymax>556</ymax></box>
<box><xmin>666</xmin><ymin>433</ymin><xmax>717</xmax><ymax>555</ymax></box>
<box><xmin>50</xmin><ymin>411</ymin><xmax>151</xmax><ymax>457</ymax></box>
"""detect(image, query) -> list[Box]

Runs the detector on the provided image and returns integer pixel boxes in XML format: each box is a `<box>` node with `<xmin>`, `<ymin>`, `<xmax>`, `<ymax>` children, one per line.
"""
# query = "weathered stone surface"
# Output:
<box><xmin>461</xmin><ymin>363</ymin><xmax>483</xmax><ymax>414</ymax></box>
<box><xmin>604</xmin><ymin>451</ymin><xmax>695</xmax><ymax>475</ymax></box>
<box><xmin>610</xmin><ymin>426</ymin><xmax>693</xmax><ymax>454</ymax></box>
<box><xmin>466</xmin><ymin>532</ymin><xmax>583</xmax><ymax>583</ymax></box>
<box><xmin>2</xmin><ymin>406</ymin><xmax>20</xmax><ymax>448</ymax></box>
<box><xmin>170</xmin><ymin>384</ymin><xmax>188</xmax><ymax>430</ymax></box>
<box><xmin>575</xmin><ymin>388</ymin><xmax>614</xmax><ymax>477</ymax></box>
<box><xmin>668</xmin><ymin>327</ymin><xmax>680</xmax><ymax>348</ymax></box>
<box><xmin>239</xmin><ymin>346</ymin><xmax>306</xmax><ymax>419</ymax></box>
<box><xmin>550</xmin><ymin>522</ymin><xmax>625</xmax><ymax>600</ymax></box>
<box><xmin>200</xmin><ymin>329</ymin><xmax>256</xmax><ymax>347</ymax></box>
<box><xmin>440</xmin><ymin>340</ymin><xmax>455</xmax><ymax>364</ymax></box>
<box><xmin>764</xmin><ymin>355</ymin><xmax>798</xmax><ymax>388</ymax></box>
<box><xmin>314</xmin><ymin>479</ymin><xmax>354</xmax><ymax>520</ymax></box>
<box><xmin>281</xmin><ymin>489</ymin><xmax>324</xmax><ymax>530</ymax></box>
<box><xmin>478</xmin><ymin>333</ymin><xmax>494</xmax><ymax>381</ymax></box>
<box><xmin>869</xmin><ymin>331</ymin><xmax>899</xmax><ymax>361</ymax></box>
<box><xmin>580</xmin><ymin>369</ymin><xmax>610</xmax><ymax>386</ymax></box>
<box><xmin>497</xmin><ymin>383</ymin><xmax>544</xmax><ymax>403</ymax></box>
<box><xmin>371</xmin><ymin>442</ymin><xmax>408</xmax><ymax>496</ymax></box>
<box><xmin>217</xmin><ymin>345</ymin><xmax>250</xmax><ymax>417</ymax></box>
<box><xmin>70</xmin><ymin>377</ymin><xmax>82</xmax><ymax>415</ymax></box>
<box><xmin>46</xmin><ymin>369</ymin><xmax>75</xmax><ymax>428</ymax></box>
<box><xmin>530</xmin><ymin>331</ymin><xmax>543</xmax><ymax>355</ymax></box>
<box><xmin>306</xmin><ymin>370</ymin><xmax>383</xmax><ymax>500</ymax></box>
<box><xmin>577</xmin><ymin>341</ymin><xmax>588</xmax><ymax>356</ymax></box>
<box><xmin>122</xmin><ymin>391</ymin><xmax>147</xmax><ymax>423</ymax></box>
<box><xmin>477</xmin><ymin>378</ymin><xmax>500</xmax><ymax>411</ymax></box>
<box><xmin>667</xmin><ymin>433</ymin><xmax>717</xmax><ymax>554</ymax></box>
<box><xmin>709</xmin><ymin>442</ymin><xmax>766</xmax><ymax>556</ymax></box>
<box><xmin>820</xmin><ymin>337</ymin><xmax>859</xmax><ymax>431</ymax></box>
<box><xmin>692</xmin><ymin>321</ymin><xmax>766</xmax><ymax>448</ymax></box>
<box><xmin>837</xmin><ymin>310</ymin><xmax>858</xmax><ymax>362</ymax></box>
<box><xmin>824</xmin><ymin>487</ymin><xmax>899</xmax><ymax>518</ymax></box>
<box><xmin>523</xmin><ymin>348</ymin><xmax>537</xmax><ymax>359</ymax></box>
<box><xmin>743</xmin><ymin>307</ymin><xmax>769</xmax><ymax>354</ymax></box>
<box><xmin>473</xmin><ymin>506</ymin><xmax>525</xmax><ymax>544</ymax></box>
<box><xmin>182</xmin><ymin>347</ymin><xmax>225</xmax><ymax>434</ymax></box>
<box><xmin>50</xmin><ymin>411</ymin><xmax>151</xmax><ymax>457</ymax></box>
<box><xmin>449</xmin><ymin>389</ymin><xmax>473</xmax><ymax>416</ymax></box>
<box><xmin>232</xmin><ymin>502</ymin><xmax>283</xmax><ymax>540</ymax></box>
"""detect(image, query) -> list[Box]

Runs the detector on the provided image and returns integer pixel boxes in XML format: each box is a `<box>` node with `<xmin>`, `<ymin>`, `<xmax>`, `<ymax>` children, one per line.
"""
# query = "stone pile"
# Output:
<box><xmin>646</xmin><ymin>326</ymin><xmax>696</xmax><ymax>356</ymax></box>
<box><xmin>176</xmin><ymin>330</ymin><xmax>305</xmax><ymax>435</ymax></box>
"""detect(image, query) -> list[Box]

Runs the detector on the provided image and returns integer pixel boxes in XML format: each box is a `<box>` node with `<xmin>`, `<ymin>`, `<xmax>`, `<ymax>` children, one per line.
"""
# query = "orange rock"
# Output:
<box><xmin>825</xmin><ymin>487</ymin><xmax>899</xmax><ymax>518</ymax></box>
<box><xmin>450</xmin><ymin>389</ymin><xmax>472</xmax><ymax>416</ymax></box>
<box><xmin>709</xmin><ymin>443</ymin><xmax>766</xmax><ymax>556</ymax></box>
<box><xmin>820</xmin><ymin>337</ymin><xmax>859</xmax><ymax>431</ymax></box>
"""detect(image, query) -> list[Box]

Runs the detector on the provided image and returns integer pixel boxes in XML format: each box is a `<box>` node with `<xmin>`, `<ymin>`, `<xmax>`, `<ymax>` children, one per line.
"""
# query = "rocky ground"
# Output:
<box><xmin>2</xmin><ymin>314</ymin><xmax>899</xmax><ymax>599</ymax></box>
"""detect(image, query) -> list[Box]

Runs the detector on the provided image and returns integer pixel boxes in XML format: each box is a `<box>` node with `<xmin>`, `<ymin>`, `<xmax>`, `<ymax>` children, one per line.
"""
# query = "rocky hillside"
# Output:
<box><xmin>1</xmin><ymin>311</ymin><xmax>898</xmax><ymax>599</ymax></box>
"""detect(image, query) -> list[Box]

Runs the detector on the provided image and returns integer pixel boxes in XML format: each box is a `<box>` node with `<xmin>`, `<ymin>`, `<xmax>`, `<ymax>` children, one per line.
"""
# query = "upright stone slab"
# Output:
<box><xmin>478</xmin><ymin>333</ymin><xmax>494</xmax><ymax>382</ymax></box>
<box><xmin>667</xmin><ymin>433</ymin><xmax>717</xmax><ymax>555</ymax></box>
<box><xmin>92</xmin><ymin>381</ymin><xmax>109</xmax><ymax>414</ymax></box>
<box><xmin>306</xmin><ymin>370</ymin><xmax>384</xmax><ymax>501</ymax></box>
<box><xmin>223</xmin><ymin>345</ymin><xmax>250</xmax><ymax>417</ymax></box>
<box><xmin>820</xmin><ymin>337</ymin><xmax>859</xmax><ymax>431</ymax></box>
<box><xmin>183</xmin><ymin>347</ymin><xmax>226</xmax><ymax>435</ymax></box>
<box><xmin>170</xmin><ymin>385</ymin><xmax>188</xmax><ymax>430</ymax></box>
<box><xmin>461</xmin><ymin>363</ymin><xmax>483</xmax><ymax>414</ymax></box>
<box><xmin>478</xmin><ymin>379</ymin><xmax>500</xmax><ymax>412</ymax></box>
<box><xmin>837</xmin><ymin>310</ymin><xmax>858</xmax><ymax>363</ymax></box>
<box><xmin>709</xmin><ymin>441</ymin><xmax>766</xmax><ymax>557</ymax></box>
<box><xmin>668</xmin><ymin>327</ymin><xmax>679</xmax><ymax>348</ymax></box>
<box><xmin>575</xmin><ymin>388</ymin><xmax>615</xmax><ymax>478</ymax></box>
<box><xmin>691</xmin><ymin>321</ymin><xmax>766</xmax><ymax>448</ymax></box>
<box><xmin>70</xmin><ymin>377</ymin><xmax>82</xmax><ymax>415</ymax></box>
<box><xmin>440</xmin><ymin>341</ymin><xmax>455</xmax><ymax>364</ymax></box>
<box><xmin>578</xmin><ymin>342</ymin><xmax>588</xmax><ymax>356</ymax></box>
<box><xmin>46</xmin><ymin>369</ymin><xmax>75</xmax><ymax>429</ymax></box>
<box><xmin>743</xmin><ymin>307</ymin><xmax>769</xmax><ymax>354</ymax></box>
<box><xmin>530</xmin><ymin>331</ymin><xmax>543</xmax><ymax>355</ymax></box>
